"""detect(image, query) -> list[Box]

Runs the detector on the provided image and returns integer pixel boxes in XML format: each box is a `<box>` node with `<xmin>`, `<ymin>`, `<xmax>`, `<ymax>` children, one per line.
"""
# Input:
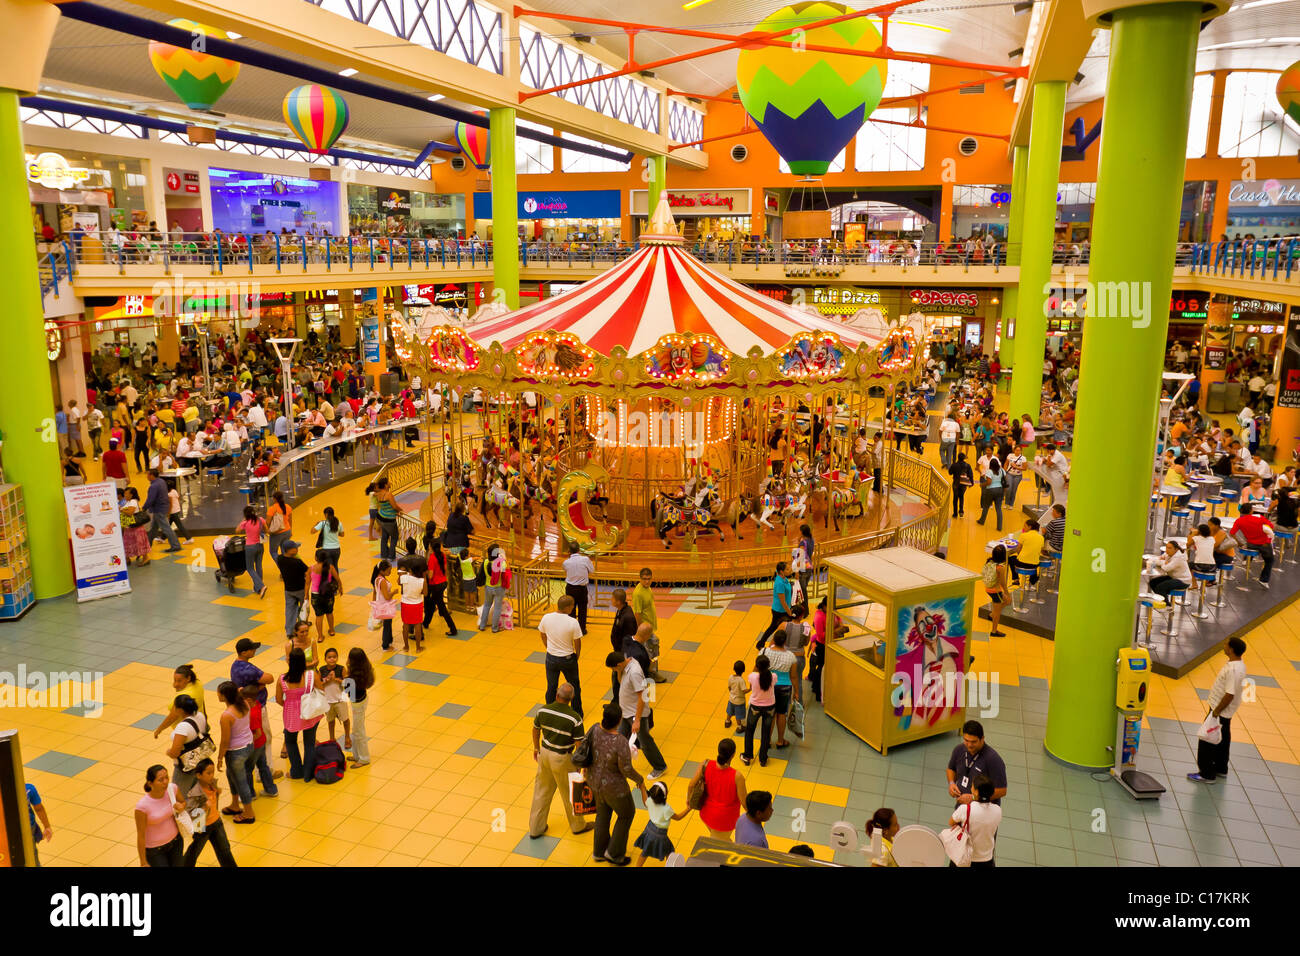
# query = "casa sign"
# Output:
<box><xmin>1228</xmin><ymin>179</ymin><xmax>1300</xmax><ymax>207</ymax></box>
<box><xmin>27</xmin><ymin>152</ymin><xmax>92</xmax><ymax>190</ymax></box>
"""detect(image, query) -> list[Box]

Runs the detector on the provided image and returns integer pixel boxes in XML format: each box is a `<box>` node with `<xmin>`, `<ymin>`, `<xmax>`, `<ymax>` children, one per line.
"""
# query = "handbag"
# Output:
<box><xmin>170</xmin><ymin>783</ymin><xmax>195</xmax><ymax>840</ymax></box>
<box><xmin>686</xmin><ymin>763</ymin><xmax>708</xmax><ymax>811</ymax></box>
<box><xmin>940</xmin><ymin>804</ymin><xmax>973</xmax><ymax>867</ymax></box>
<box><xmin>298</xmin><ymin>672</ymin><xmax>329</xmax><ymax>722</ymax></box>
<box><xmin>177</xmin><ymin>717</ymin><xmax>217</xmax><ymax>772</ymax></box>
<box><xmin>370</xmin><ymin>581</ymin><xmax>398</xmax><ymax>620</ymax></box>
<box><xmin>268</xmin><ymin>510</ymin><xmax>285</xmax><ymax>534</ymax></box>
<box><xmin>1197</xmin><ymin>712</ymin><xmax>1222</xmax><ymax>745</ymax></box>
<box><xmin>570</xmin><ymin>727</ymin><xmax>596</xmax><ymax>769</ymax></box>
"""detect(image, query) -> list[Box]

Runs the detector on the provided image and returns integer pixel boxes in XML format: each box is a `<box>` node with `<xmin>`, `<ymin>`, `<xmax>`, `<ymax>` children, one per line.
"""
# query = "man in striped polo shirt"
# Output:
<box><xmin>529</xmin><ymin>684</ymin><xmax>594</xmax><ymax>839</ymax></box>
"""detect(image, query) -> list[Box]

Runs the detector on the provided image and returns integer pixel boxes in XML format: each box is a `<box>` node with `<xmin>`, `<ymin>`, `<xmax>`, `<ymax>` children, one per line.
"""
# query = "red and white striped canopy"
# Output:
<box><xmin>462</xmin><ymin>242</ymin><xmax>880</xmax><ymax>356</ymax></box>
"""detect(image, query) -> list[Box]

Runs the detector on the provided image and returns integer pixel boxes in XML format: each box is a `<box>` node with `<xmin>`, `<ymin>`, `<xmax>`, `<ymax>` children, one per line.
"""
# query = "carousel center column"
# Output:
<box><xmin>0</xmin><ymin>0</ymin><xmax>73</xmax><ymax>598</ymax></box>
<box><xmin>1044</xmin><ymin>0</ymin><xmax>1224</xmax><ymax>769</ymax></box>
<box><xmin>490</xmin><ymin>108</ymin><xmax>519</xmax><ymax>310</ymax></box>
<box><xmin>1007</xmin><ymin>81</ymin><xmax>1065</xmax><ymax>425</ymax></box>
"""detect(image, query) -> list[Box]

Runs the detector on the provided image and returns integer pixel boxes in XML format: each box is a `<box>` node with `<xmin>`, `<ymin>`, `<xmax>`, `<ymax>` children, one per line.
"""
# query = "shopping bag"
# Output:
<box><xmin>940</xmin><ymin>804</ymin><xmax>973</xmax><ymax>867</ymax></box>
<box><xmin>569</xmin><ymin>772</ymin><xmax>596</xmax><ymax>816</ymax></box>
<box><xmin>1197</xmin><ymin>713</ymin><xmax>1222</xmax><ymax>746</ymax></box>
<box><xmin>788</xmin><ymin>699</ymin><xmax>805</xmax><ymax>738</ymax></box>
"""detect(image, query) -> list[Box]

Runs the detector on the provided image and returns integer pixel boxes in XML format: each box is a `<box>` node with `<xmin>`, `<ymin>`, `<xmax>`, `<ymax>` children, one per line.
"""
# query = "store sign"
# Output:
<box><xmin>1233</xmin><ymin>297</ymin><xmax>1285</xmax><ymax>320</ymax></box>
<box><xmin>45</xmin><ymin>320</ymin><xmax>62</xmax><ymax>360</ymax></box>
<box><xmin>26</xmin><ymin>151</ymin><xmax>92</xmax><ymax>189</ymax></box>
<box><xmin>1228</xmin><ymin>179</ymin><xmax>1300</xmax><ymax>207</ymax></box>
<box><xmin>380</xmin><ymin>189</ymin><xmax>411</xmax><ymax>214</ymax></box>
<box><xmin>164</xmin><ymin>168</ymin><xmax>201</xmax><ymax>195</ymax></box>
<box><xmin>764</xmin><ymin>192</ymin><xmax>780</xmax><ymax>214</ymax></box>
<box><xmin>1278</xmin><ymin>314</ymin><xmax>1300</xmax><ymax>409</ymax></box>
<box><xmin>812</xmin><ymin>288</ymin><xmax>881</xmax><ymax>307</ymax></box>
<box><xmin>1168</xmin><ymin>292</ymin><xmax>1207</xmax><ymax>317</ymax></box>
<box><xmin>474</xmin><ymin>190</ymin><xmax>621</xmax><ymax>221</ymax></box>
<box><xmin>1204</xmin><ymin>344</ymin><xmax>1228</xmax><ymax>370</ymax></box>
<box><xmin>92</xmin><ymin>296</ymin><xmax>154</xmax><ymax>322</ymax></box>
<box><xmin>908</xmin><ymin>289</ymin><xmax>980</xmax><ymax>316</ymax></box>
<box><xmin>630</xmin><ymin>188</ymin><xmax>750</xmax><ymax>217</ymax></box>
<box><xmin>667</xmin><ymin>191</ymin><xmax>735</xmax><ymax>211</ymax></box>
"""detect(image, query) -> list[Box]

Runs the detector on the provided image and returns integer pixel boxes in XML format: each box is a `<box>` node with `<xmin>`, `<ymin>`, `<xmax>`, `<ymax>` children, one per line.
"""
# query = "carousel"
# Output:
<box><xmin>389</xmin><ymin>200</ymin><xmax>928</xmax><ymax>558</ymax></box>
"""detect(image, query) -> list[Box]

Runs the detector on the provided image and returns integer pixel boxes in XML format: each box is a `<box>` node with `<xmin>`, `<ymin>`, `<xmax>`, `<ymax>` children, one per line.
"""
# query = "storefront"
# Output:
<box><xmin>1225</xmin><ymin>179</ymin><xmax>1300</xmax><ymax>239</ymax></box>
<box><xmin>209</xmin><ymin>167</ymin><xmax>342</xmax><ymax>235</ymax></box>
<box><xmin>27</xmin><ymin>149</ymin><xmax>148</xmax><ymax>235</ymax></box>
<box><xmin>630</xmin><ymin>188</ymin><xmax>754</xmax><ymax>242</ymax></box>
<box><xmin>348</xmin><ymin>185</ymin><xmax>465</xmax><ymax>237</ymax></box>
<box><xmin>1179</xmin><ymin>181</ymin><xmax>1217</xmax><ymax>243</ymax></box>
<box><xmin>163</xmin><ymin>167</ymin><xmax>204</xmax><ymax>234</ymax></box>
<box><xmin>908</xmin><ymin>289</ymin><xmax>990</xmax><ymax>349</ymax></box>
<box><xmin>473</xmin><ymin>190</ymin><xmax>621</xmax><ymax>243</ymax></box>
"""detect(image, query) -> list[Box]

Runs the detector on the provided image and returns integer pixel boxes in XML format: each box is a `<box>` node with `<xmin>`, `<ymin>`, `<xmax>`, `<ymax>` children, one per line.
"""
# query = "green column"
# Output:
<box><xmin>0</xmin><ymin>90</ymin><xmax>73</xmax><ymax>598</ymax></box>
<box><xmin>1008</xmin><ymin>83</ymin><xmax>1065</xmax><ymax>424</ymax></box>
<box><xmin>647</xmin><ymin>154</ymin><xmax>667</xmax><ymax>217</ymax></box>
<box><xmin>1045</xmin><ymin>2</ymin><xmax>1202</xmax><ymax>769</ymax></box>
<box><xmin>999</xmin><ymin>145</ymin><xmax>1028</xmax><ymax>372</ymax></box>
<box><xmin>489</xmin><ymin>107</ymin><xmax>519</xmax><ymax>309</ymax></box>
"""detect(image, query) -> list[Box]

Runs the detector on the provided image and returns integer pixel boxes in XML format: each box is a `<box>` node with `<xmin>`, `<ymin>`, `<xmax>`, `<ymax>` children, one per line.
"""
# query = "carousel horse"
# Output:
<box><xmin>757</xmin><ymin>481</ymin><xmax>800</xmax><ymax>530</ymax></box>
<box><xmin>720</xmin><ymin>490</ymin><xmax>759</xmax><ymax>540</ymax></box>
<box><xmin>651</xmin><ymin>487</ymin><xmax>727</xmax><ymax>549</ymax></box>
<box><xmin>482</xmin><ymin>472</ymin><xmax>520</xmax><ymax>529</ymax></box>
<box><xmin>445</xmin><ymin>452</ymin><xmax>477</xmax><ymax>508</ymax></box>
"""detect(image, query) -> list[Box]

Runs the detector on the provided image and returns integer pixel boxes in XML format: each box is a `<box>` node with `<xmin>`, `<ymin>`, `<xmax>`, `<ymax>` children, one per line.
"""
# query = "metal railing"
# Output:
<box><xmin>37</xmin><ymin>241</ymin><xmax>75</xmax><ymax>297</ymax></box>
<box><xmin>1187</xmin><ymin>238</ymin><xmax>1300</xmax><ymax>283</ymax></box>
<box><xmin>379</xmin><ymin>431</ymin><xmax>951</xmax><ymax>627</ymax></box>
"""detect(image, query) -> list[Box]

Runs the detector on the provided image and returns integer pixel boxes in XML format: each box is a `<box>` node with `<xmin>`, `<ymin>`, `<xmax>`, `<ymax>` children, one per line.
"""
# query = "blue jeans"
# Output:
<box><xmin>268</xmin><ymin>531</ymin><xmax>290</xmax><ymax>562</ymax></box>
<box><xmin>224</xmin><ymin>743</ymin><xmax>256</xmax><ymax>806</ymax></box>
<box><xmin>1003</xmin><ymin>473</ymin><xmax>1022</xmax><ymax>507</ymax></box>
<box><xmin>245</xmin><ymin>542</ymin><xmax>265</xmax><ymax>591</ymax></box>
<box><xmin>150</xmin><ymin>511</ymin><xmax>180</xmax><ymax>550</ymax></box>
<box><xmin>284</xmin><ymin>589</ymin><xmax>305</xmax><ymax>637</ymax></box>
<box><xmin>940</xmin><ymin>440</ymin><xmax>956</xmax><ymax>468</ymax></box>
<box><xmin>378</xmin><ymin>519</ymin><xmax>399</xmax><ymax>560</ymax></box>
<box><xmin>244</xmin><ymin>744</ymin><xmax>278</xmax><ymax>796</ymax></box>
<box><xmin>479</xmin><ymin>584</ymin><xmax>507</xmax><ymax>630</ymax></box>
<box><xmin>284</xmin><ymin>724</ymin><xmax>318</xmax><ymax>780</ymax></box>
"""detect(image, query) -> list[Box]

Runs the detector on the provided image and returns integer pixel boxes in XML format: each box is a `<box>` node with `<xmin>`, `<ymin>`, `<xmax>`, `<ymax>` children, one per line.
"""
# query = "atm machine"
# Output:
<box><xmin>1111</xmin><ymin>647</ymin><xmax>1166</xmax><ymax>800</ymax></box>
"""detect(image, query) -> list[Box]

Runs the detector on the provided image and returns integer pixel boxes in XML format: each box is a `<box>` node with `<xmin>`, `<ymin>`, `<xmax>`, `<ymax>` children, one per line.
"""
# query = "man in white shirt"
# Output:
<box><xmin>611</xmin><ymin>643</ymin><xmax>668</xmax><ymax>780</ymax></box>
<box><xmin>939</xmin><ymin>414</ymin><xmax>960</xmax><ymax>468</ymax></box>
<box><xmin>539</xmin><ymin>594</ymin><xmax>584</xmax><ymax>715</ymax></box>
<box><xmin>562</xmin><ymin>544</ymin><xmax>595</xmax><ymax>635</ymax></box>
<box><xmin>1189</xmin><ymin>638</ymin><xmax>1247</xmax><ymax>783</ymax></box>
<box><xmin>122</xmin><ymin>381</ymin><xmax>138</xmax><ymax>411</ymax></box>
<box><xmin>245</xmin><ymin>401</ymin><xmax>268</xmax><ymax>442</ymax></box>
<box><xmin>1250</xmin><ymin>453</ymin><xmax>1274</xmax><ymax>484</ymax></box>
<box><xmin>1247</xmin><ymin>374</ymin><xmax>1266</xmax><ymax>406</ymax></box>
<box><xmin>86</xmin><ymin>406</ymin><xmax>105</xmax><ymax>460</ymax></box>
<box><xmin>65</xmin><ymin>400</ymin><xmax>84</xmax><ymax>457</ymax></box>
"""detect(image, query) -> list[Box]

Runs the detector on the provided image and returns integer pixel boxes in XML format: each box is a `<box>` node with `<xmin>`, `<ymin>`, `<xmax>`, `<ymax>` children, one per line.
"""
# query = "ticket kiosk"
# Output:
<box><xmin>822</xmin><ymin>547</ymin><xmax>979</xmax><ymax>754</ymax></box>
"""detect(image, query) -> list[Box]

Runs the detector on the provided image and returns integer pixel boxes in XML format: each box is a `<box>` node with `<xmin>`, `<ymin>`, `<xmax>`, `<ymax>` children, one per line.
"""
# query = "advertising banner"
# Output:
<box><xmin>64</xmin><ymin>482</ymin><xmax>131</xmax><ymax>602</ymax></box>
<box><xmin>1278</xmin><ymin>312</ymin><xmax>1300</xmax><ymax>410</ymax></box>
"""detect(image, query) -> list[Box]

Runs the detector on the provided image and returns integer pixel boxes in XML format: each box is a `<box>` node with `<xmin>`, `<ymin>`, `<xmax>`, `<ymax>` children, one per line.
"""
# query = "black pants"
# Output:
<box><xmin>565</xmin><ymin>582</ymin><xmax>589</xmax><ymax>635</ymax></box>
<box><xmin>872</xmin><ymin>467</ymin><xmax>882</xmax><ymax>494</ymax></box>
<box><xmin>953</xmin><ymin>484</ymin><xmax>968</xmax><ymax>516</ymax></box>
<box><xmin>744</xmin><ymin>703</ymin><xmax>776</xmax><ymax>764</ymax></box>
<box><xmin>1149</xmin><ymin>575</ymin><xmax>1187</xmax><ymax>600</ymax></box>
<box><xmin>545</xmin><ymin>653</ymin><xmax>583</xmax><ymax>717</ymax></box>
<box><xmin>592</xmin><ymin>789</ymin><xmax>635</xmax><ymax>862</ymax></box>
<box><xmin>1008</xmin><ymin>556</ymin><xmax>1039</xmax><ymax>586</ymax></box>
<box><xmin>757</xmin><ymin>610</ymin><xmax>787</xmax><ymax>649</ymax></box>
<box><xmin>809</xmin><ymin>642</ymin><xmax>826</xmax><ymax>701</ymax></box>
<box><xmin>977</xmin><ymin>488</ymin><xmax>1003</xmax><ymax>530</ymax></box>
<box><xmin>380</xmin><ymin>618</ymin><xmax>394</xmax><ymax>650</ymax></box>
<box><xmin>1249</xmin><ymin>544</ymin><xmax>1275</xmax><ymax>583</ymax></box>
<box><xmin>134</xmin><ymin>439</ymin><xmax>149</xmax><ymax>470</ymax></box>
<box><xmin>169</xmin><ymin>513</ymin><xmax>190</xmax><ymax>539</ymax></box>
<box><xmin>618</xmin><ymin>710</ymin><xmax>667</xmax><ymax>773</ymax></box>
<box><xmin>1196</xmin><ymin>715</ymin><xmax>1231</xmax><ymax>780</ymax></box>
<box><xmin>183</xmin><ymin>818</ymin><xmax>237</xmax><ymax>867</ymax></box>
<box><xmin>145</xmin><ymin>834</ymin><xmax>184</xmax><ymax>867</ymax></box>
<box><xmin>423</xmin><ymin>582</ymin><xmax>457</xmax><ymax>633</ymax></box>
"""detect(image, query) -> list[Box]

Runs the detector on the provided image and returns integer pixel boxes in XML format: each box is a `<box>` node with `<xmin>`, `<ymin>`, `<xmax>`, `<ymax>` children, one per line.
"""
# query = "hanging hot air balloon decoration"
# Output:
<box><xmin>282</xmin><ymin>85</ymin><xmax>350</xmax><ymax>155</ymax></box>
<box><xmin>455</xmin><ymin>118</ymin><xmax>491</xmax><ymax>170</ymax></box>
<box><xmin>736</xmin><ymin>2</ymin><xmax>887</xmax><ymax>175</ymax></box>
<box><xmin>1278</xmin><ymin>60</ymin><xmax>1300</xmax><ymax>127</ymax></box>
<box><xmin>147</xmin><ymin>19</ymin><xmax>241</xmax><ymax>111</ymax></box>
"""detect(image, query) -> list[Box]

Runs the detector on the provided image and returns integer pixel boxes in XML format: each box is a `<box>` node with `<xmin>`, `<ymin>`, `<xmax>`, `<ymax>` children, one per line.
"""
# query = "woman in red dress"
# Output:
<box><xmin>691</xmin><ymin>739</ymin><xmax>748</xmax><ymax>840</ymax></box>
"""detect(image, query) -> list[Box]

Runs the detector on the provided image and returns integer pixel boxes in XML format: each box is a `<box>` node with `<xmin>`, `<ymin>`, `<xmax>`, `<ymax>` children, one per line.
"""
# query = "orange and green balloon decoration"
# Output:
<box><xmin>282</xmin><ymin>85</ymin><xmax>351</xmax><ymax>155</ymax></box>
<box><xmin>455</xmin><ymin>119</ymin><xmax>491</xmax><ymax>170</ymax></box>
<box><xmin>147</xmin><ymin>19</ymin><xmax>240</xmax><ymax>111</ymax></box>
<box><xmin>1278</xmin><ymin>60</ymin><xmax>1300</xmax><ymax>127</ymax></box>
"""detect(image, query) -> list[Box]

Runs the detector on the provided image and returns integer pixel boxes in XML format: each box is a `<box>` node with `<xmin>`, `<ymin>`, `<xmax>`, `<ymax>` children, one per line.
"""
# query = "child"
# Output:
<box><xmin>460</xmin><ymin>553</ymin><xmax>480</xmax><ymax>609</ymax></box>
<box><xmin>183</xmin><ymin>758</ymin><xmax>238</xmax><ymax>867</ymax></box>
<box><xmin>346</xmin><ymin>647</ymin><xmax>375</xmax><ymax>767</ymax></box>
<box><xmin>319</xmin><ymin>648</ymin><xmax>352</xmax><ymax>750</ymax></box>
<box><xmin>725</xmin><ymin>660</ymin><xmax>748</xmax><ymax>733</ymax></box>
<box><xmin>239</xmin><ymin>684</ymin><xmax>279</xmax><ymax>797</ymax></box>
<box><xmin>168</xmin><ymin>485</ymin><xmax>193</xmax><ymax>545</ymax></box>
<box><xmin>633</xmin><ymin>781</ymin><xmax>689</xmax><ymax>867</ymax></box>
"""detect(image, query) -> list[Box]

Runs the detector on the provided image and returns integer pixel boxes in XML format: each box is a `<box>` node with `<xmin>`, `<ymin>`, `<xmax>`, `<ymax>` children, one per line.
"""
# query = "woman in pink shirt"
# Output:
<box><xmin>741</xmin><ymin>657</ymin><xmax>777</xmax><ymax>768</ymax></box>
<box><xmin>135</xmin><ymin>764</ymin><xmax>185</xmax><ymax>867</ymax></box>
<box><xmin>237</xmin><ymin>505</ymin><xmax>268</xmax><ymax>597</ymax></box>
<box><xmin>277</xmin><ymin>648</ymin><xmax>323</xmax><ymax>780</ymax></box>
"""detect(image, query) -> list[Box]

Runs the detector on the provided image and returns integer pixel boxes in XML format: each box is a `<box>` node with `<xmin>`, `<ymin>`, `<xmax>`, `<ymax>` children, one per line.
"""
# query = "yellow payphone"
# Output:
<box><xmin>1112</xmin><ymin>646</ymin><xmax>1165</xmax><ymax>800</ymax></box>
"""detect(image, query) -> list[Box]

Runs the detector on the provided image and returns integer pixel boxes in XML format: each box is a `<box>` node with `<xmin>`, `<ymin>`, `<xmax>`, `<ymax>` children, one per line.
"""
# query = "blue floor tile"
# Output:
<box><xmin>455</xmin><ymin>739</ymin><xmax>495</xmax><ymax>758</ymax></box>
<box><xmin>26</xmin><ymin>750</ymin><xmax>97</xmax><ymax>777</ymax></box>
<box><xmin>435</xmin><ymin>703</ymin><xmax>471</xmax><ymax>720</ymax></box>
<box><xmin>390</xmin><ymin>668</ymin><xmax>448</xmax><ymax>686</ymax></box>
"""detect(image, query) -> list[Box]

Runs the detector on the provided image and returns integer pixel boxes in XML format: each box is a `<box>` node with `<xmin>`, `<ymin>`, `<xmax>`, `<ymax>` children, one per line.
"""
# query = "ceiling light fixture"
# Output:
<box><xmin>1008</xmin><ymin>47</ymin><xmax>1024</xmax><ymax>58</ymax></box>
<box><xmin>681</xmin><ymin>0</ymin><xmax>713</xmax><ymax>8</ymax></box>
<box><xmin>427</xmin><ymin>94</ymin><xmax>445</xmax><ymax>102</ymax></box>
<box><xmin>573</xmin><ymin>34</ymin><xmax>592</xmax><ymax>43</ymax></box>
<box><xmin>338</xmin><ymin>68</ymin><xmax>358</xmax><ymax>77</ymax></box>
<box><xmin>225</xmin><ymin>31</ymin><xmax>242</xmax><ymax>40</ymax></box>
<box><xmin>1074</xmin><ymin>72</ymin><xmax>1084</xmax><ymax>84</ymax></box>
<box><xmin>1003</xmin><ymin>78</ymin><xmax>1017</xmax><ymax>90</ymax></box>
<box><xmin>1013</xmin><ymin>2</ymin><xmax>1033</xmax><ymax>13</ymax></box>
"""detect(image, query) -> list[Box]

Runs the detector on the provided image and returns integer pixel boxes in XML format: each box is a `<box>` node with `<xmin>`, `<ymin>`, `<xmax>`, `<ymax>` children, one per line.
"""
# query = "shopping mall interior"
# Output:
<box><xmin>1</xmin><ymin>0</ymin><xmax>1300</xmax><ymax>882</ymax></box>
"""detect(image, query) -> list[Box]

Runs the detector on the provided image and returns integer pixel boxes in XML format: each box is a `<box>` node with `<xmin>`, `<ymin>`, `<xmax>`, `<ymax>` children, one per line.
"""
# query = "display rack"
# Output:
<box><xmin>0</xmin><ymin>484</ymin><xmax>35</xmax><ymax>620</ymax></box>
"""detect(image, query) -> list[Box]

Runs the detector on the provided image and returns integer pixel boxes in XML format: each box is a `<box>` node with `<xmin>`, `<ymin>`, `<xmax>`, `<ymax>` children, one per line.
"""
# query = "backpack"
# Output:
<box><xmin>313</xmin><ymin>739</ymin><xmax>346</xmax><ymax>783</ymax></box>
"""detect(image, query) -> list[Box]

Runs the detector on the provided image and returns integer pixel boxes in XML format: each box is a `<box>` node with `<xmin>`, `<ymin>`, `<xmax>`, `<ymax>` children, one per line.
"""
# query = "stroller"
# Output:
<box><xmin>213</xmin><ymin>533</ymin><xmax>247</xmax><ymax>592</ymax></box>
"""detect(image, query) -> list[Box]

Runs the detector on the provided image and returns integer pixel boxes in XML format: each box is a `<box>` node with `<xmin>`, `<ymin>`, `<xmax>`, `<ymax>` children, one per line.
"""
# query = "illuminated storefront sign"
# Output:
<box><xmin>909</xmin><ymin>289</ymin><xmax>980</xmax><ymax>316</ymax></box>
<box><xmin>630</xmin><ymin>188</ymin><xmax>751</xmax><ymax>217</ymax></box>
<box><xmin>1227</xmin><ymin>179</ymin><xmax>1300</xmax><ymax>207</ymax></box>
<box><xmin>26</xmin><ymin>152</ymin><xmax>92</xmax><ymax>189</ymax></box>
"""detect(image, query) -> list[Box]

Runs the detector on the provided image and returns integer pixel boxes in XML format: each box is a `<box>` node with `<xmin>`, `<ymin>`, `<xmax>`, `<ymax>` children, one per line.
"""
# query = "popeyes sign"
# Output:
<box><xmin>909</xmin><ymin>289</ymin><xmax>980</xmax><ymax>316</ymax></box>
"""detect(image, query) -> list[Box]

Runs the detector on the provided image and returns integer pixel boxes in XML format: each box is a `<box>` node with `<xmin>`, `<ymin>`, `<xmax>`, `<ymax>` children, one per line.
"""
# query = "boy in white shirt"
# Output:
<box><xmin>1189</xmin><ymin>638</ymin><xmax>1247</xmax><ymax>783</ymax></box>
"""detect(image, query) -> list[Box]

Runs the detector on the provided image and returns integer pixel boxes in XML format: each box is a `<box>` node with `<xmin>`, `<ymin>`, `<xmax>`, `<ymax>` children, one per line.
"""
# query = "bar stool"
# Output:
<box><xmin>1219</xmin><ymin>487</ymin><xmax>1239</xmax><ymax>510</ymax></box>
<box><xmin>1205</xmin><ymin>495</ymin><xmax>1225</xmax><ymax>520</ymax></box>
<box><xmin>1148</xmin><ymin>494</ymin><xmax>1161</xmax><ymax>531</ymax></box>
<box><xmin>1237</xmin><ymin>548</ymin><xmax>1259</xmax><ymax>590</ymax></box>
<box><xmin>1190</xmin><ymin>570</ymin><xmax>1217</xmax><ymax>619</ymax></box>
<box><xmin>1170</xmin><ymin>507</ymin><xmax>1192</xmax><ymax>535</ymax></box>
<box><xmin>1208</xmin><ymin>563</ymin><xmax>1231</xmax><ymax>608</ymax></box>
<box><xmin>1137</xmin><ymin>595</ymin><xmax>1162</xmax><ymax>648</ymax></box>
<box><xmin>1273</xmin><ymin>529</ymin><xmax>1296</xmax><ymax>565</ymax></box>
<box><xmin>1187</xmin><ymin>501</ymin><xmax>1207</xmax><ymax>528</ymax></box>
<box><xmin>1034</xmin><ymin>559</ymin><xmax>1054</xmax><ymax>603</ymax></box>
<box><xmin>1042</xmin><ymin>550</ymin><xmax>1063</xmax><ymax>594</ymax></box>
<box><xmin>205</xmin><ymin>467</ymin><xmax>225</xmax><ymax>500</ymax></box>
<box><xmin>1011</xmin><ymin>565</ymin><xmax>1035</xmax><ymax>611</ymax></box>
<box><xmin>1162</xmin><ymin>586</ymin><xmax>1188</xmax><ymax>635</ymax></box>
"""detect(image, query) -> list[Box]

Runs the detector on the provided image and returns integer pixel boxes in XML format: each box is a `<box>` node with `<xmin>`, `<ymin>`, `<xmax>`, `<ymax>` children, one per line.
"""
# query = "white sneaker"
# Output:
<box><xmin>647</xmin><ymin>768</ymin><xmax>668</xmax><ymax>781</ymax></box>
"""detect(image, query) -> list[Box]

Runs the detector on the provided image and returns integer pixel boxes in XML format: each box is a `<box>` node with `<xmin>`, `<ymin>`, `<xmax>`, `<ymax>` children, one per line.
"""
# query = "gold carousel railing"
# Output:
<box><xmin>379</xmin><ymin>433</ymin><xmax>951</xmax><ymax>627</ymax></box>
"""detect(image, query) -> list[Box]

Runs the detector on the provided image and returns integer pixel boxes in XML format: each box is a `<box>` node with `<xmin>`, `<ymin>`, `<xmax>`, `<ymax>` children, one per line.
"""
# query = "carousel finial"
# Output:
<box><xmin>640</xmin><ymin>195</ymin><xmax>682</xmax><ymax>246</ymax></box>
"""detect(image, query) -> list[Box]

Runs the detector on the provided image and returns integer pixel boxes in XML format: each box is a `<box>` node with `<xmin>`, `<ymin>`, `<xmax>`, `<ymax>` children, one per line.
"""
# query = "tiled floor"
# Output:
<box><xmin>8</xmin><ymin>404</ymin><xmax>1300</xmax><ymax>867</ymax></box>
